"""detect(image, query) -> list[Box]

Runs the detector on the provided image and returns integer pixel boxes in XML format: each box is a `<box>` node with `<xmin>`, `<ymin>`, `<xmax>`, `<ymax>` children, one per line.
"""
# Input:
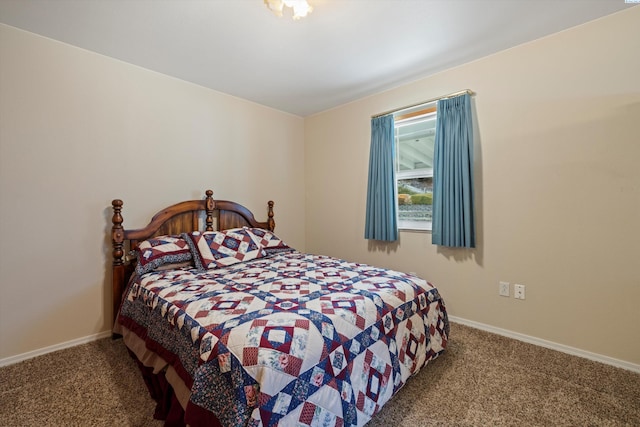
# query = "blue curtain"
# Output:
<box><xmin>364</xmin><ymin>114</ymin><xmax>398</xmax><ymax>241</ymax></box>
<box><xmin>432</xmin><ymin>94</ymin><xmax>476</xmax><ymax>248</ymax></box>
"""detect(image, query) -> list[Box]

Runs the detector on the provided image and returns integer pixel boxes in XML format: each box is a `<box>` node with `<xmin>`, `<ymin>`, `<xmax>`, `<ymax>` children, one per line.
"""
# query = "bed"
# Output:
<box><xmin>111</xmin><ymin>190</ymin><xmax>449</xmax><ymax>427</ymax></box>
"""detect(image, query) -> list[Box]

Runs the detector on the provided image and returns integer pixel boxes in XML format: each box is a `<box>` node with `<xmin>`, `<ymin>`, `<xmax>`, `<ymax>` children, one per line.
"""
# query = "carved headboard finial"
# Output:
<box><xmin>205</xmin><ymin>190</ymin><xmax>215</xmax><ymax>231</ymax></box>
<box><xmin>268</xmin><ymin>200</ymin><xmax>275</xmax><ymax>231</ymax></box>
<box><xmin>112</xmin><ymin>199</ymin><xmax>124</xmax><ymax>266</ymax></box>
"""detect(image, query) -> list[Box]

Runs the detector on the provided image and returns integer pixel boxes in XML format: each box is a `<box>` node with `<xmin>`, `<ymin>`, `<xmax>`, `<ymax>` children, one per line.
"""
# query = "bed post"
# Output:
<box><xmin>268</xmin><ymin>201</ymin><xmax>275</xmax><ymax>231</ymax></box>
<box><xmin>111</xmin><ymin>199</ymin><xmax>125</xmax><ymax>337</ymax></box>
<box><xmin>205</xmin><ymin>189</ymin><xmax>215</xmax><ymax>231</ymax></box>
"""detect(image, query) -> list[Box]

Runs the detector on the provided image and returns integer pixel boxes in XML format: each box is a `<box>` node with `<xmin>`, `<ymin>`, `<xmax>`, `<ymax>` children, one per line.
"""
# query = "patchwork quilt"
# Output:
<box><xmin>118</xmin><ymin>251</ymin><xmax>449</xmax><ymax>427</ymax></box>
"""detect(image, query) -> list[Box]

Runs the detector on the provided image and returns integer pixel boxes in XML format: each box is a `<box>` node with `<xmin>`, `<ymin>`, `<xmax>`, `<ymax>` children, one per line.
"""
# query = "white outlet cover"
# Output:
<box><xmin>499</xmin><ymin>281</ymin><xmax>510</xmax><ymax>297</ymax></box>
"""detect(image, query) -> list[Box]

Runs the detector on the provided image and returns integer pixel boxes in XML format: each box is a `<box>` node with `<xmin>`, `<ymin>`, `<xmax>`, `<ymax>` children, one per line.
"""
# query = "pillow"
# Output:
<box><xmin>183</xmin><ymin>228</ymin><xmax>265</xmax><ymax>270</ymax></box>
<box><xmin>134</xmin><ymin>235</ymin><xmax>192</xmax><ymax>275</ymax></box>
<box><xmin>246</xmin><ymin>228</ymin><xmax>293</xmax><ymax>255</ymax></box>
<box><xmin>153</xmin><ymin>260</ymin><xmax>194</xmax><ymax>271</ymax></box>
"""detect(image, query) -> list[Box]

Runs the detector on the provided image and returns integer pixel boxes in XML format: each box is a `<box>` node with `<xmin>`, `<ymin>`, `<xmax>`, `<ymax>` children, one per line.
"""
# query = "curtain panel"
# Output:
<box><xmin>364</xmin><ymin>114</ymin><xmax>398</xmax><ymax>241</ymax></box>
<box><xmin>432</xmin><ymin>93</ymin><xmax>476</xmax><ymax>248</ymax></box>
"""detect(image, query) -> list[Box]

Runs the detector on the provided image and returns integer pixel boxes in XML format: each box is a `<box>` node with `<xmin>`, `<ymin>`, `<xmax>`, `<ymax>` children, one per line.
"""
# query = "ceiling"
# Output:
<box><xmin>0</xmin><ymin>0</ymin><xmax>634</xmax><ymax>117</ymax></box>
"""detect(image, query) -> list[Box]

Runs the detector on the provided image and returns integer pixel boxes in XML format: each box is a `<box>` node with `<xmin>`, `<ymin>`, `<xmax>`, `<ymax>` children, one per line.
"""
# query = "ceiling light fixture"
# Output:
<box><xmin>264</xmin><ymin>0</ymin><xmax>313</xmax><ymax>20</ymax></box>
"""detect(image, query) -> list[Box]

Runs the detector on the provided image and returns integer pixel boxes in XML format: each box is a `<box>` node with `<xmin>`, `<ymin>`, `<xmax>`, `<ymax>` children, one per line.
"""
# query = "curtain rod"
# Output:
<box><xmin>371</xmin><ymin>89</ymin><xmax>474</xmax><ymax>119</ymax></box>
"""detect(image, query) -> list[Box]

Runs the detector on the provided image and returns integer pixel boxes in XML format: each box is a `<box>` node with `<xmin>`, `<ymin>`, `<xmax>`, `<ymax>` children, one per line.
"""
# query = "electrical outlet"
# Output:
<box><xmin>499</xmin><ymin>281</ymin><xmax>510</xmax><ymax>297</ymax></box>
<box><xmin>514</xmin><ymin>284</ymin><xmax>526</xmax><ymax>300</ymax></box>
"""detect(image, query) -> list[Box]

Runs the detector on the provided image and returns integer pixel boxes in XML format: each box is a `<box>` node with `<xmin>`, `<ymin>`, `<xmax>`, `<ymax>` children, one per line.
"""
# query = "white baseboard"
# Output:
<box><xmin>0</xmin><ymin>330</ymin><xmax>112</xmax><ymax>367</ymax></box>
<box><xmin>449</xmin><ymin>315</ymin><xmax>640</xmax><ymax>373</ymax></box>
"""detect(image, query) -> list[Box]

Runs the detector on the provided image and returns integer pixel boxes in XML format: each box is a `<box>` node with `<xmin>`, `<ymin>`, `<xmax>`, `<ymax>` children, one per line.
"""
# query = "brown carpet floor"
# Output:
<box><xmin>1</xmin><ymin>322</ymin><xmax>639</xmax><ymax>426</ymax></box>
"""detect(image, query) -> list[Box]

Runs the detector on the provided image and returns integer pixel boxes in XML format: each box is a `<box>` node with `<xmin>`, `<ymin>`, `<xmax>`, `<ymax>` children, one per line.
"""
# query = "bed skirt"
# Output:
<box><xmin>120</xmin><ymin>325</ymin><xmax>222</xmax><ymax>427</ymax></box>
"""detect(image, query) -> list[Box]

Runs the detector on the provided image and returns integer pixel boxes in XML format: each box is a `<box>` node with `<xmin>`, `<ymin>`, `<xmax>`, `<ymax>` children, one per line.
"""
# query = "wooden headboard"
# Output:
<box><xmin>111</xmin><ymin>189</ymin><xmax>275</xmax><ymax>327</ymax></box>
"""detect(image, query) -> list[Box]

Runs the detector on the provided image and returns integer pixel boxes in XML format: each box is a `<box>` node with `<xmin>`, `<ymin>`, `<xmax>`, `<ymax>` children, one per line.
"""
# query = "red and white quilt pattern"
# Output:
<box><xmin>184</xmin><ymin>229</ymin><xmax>265</xmax><ymax>270</ymax></box>
<box><xmin>119</xmin><ymin>251</ymin><xmax>449</xmax><ymax>427</ymax></box>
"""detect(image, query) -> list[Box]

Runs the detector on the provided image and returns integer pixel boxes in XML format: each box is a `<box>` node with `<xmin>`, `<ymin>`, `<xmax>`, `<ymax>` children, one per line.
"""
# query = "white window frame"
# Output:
<box><xmin>395</xmin><ymin>107</ymin><xmax>437</xmax><ymax>231</ymax></box>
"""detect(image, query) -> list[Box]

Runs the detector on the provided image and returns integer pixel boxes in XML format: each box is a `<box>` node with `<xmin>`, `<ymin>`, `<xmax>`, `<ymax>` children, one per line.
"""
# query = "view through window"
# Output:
<box><xmin>395</xmin><ymin>106</ymin><xmax>436</xmax><ymax>230</ymax></box>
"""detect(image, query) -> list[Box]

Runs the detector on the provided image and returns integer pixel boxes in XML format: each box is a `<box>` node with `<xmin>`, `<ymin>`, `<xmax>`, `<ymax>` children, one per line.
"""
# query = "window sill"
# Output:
<box><xmin>398</xmin><ymin>220</ymin><xmax>432</xmax><ymax>232</ymax></box>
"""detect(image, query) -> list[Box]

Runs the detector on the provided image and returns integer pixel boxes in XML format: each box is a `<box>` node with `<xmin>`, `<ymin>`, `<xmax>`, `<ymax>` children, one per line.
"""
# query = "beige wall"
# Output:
<box><xmin>0</xmin><ymin>24</ymin><xmax>306</xmax><ymax>360</ymax></box>
<box><xmin>305</xmin><ymin>8</ymin><xmax>640</xmax><ymax>365</ymax></box>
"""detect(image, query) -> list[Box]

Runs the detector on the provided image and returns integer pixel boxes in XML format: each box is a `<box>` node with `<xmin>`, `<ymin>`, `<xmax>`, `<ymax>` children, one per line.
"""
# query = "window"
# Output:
<box><xmin>395</xmin><ymin>105</ymin><xmax>436</xmax><ymax>230</ymax></box>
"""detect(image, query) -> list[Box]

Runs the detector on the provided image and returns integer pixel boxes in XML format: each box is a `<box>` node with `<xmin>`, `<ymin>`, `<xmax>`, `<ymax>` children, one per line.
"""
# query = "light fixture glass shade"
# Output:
<box><xmin>264</xmin><ymin>0</ymin><xmax>313</xmax><ymax>20</ymax></box>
